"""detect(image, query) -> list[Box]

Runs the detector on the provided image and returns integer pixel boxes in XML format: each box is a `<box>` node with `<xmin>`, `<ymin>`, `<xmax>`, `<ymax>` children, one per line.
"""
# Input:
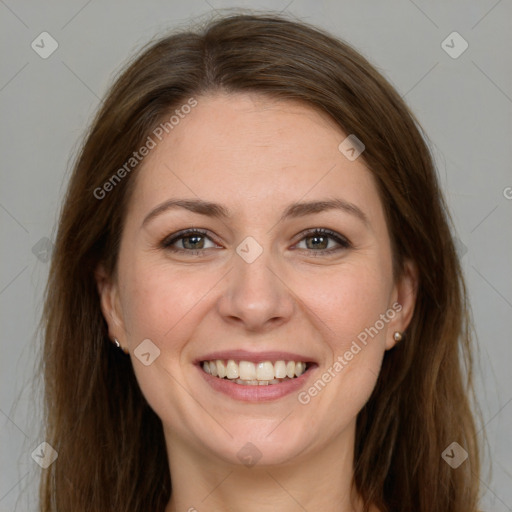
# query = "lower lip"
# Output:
<box><xmin>197</xmin><ymin>364</ymin><xmax>317</xmax><ymax>402</ymax></box>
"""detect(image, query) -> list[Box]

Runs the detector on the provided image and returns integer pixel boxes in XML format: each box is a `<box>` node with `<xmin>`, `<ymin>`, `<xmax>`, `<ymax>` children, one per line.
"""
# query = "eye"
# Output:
<box><xmin>161</xmin><ymin>229</ymin><xmax>220</xmax><ymax>254</ymax></box>
<box><xmin>294</xmin><ymin>228</ymin><xmax>351</xmax><ymax>254</ymax></box>
<box><xmin>160</xmin><ymin>227</ymin><xmax>351</xmax><ymax>256</ymax></box>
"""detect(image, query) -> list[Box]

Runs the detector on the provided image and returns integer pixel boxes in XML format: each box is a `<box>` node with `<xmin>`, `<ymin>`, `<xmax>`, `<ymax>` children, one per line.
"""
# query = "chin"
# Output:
<box><xmin>197</xmin><ymin>420</ymin><xmax>317</xmax><ymax>468</ymax></box>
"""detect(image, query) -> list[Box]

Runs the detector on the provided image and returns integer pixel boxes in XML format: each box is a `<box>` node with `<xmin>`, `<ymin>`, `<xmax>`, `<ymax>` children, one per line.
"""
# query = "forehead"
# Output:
<box><xmin>127</xmin><ymin>92</ymin><xmax>381</xmax><ymax>224</ymax></box>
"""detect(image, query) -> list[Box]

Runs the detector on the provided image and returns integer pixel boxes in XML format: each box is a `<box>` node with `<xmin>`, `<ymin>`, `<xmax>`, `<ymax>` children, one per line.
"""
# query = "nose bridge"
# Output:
<box><xmin>217</xmin><ymin>242</ymin><xmax>294</xmax><ymax>330</ymax></box>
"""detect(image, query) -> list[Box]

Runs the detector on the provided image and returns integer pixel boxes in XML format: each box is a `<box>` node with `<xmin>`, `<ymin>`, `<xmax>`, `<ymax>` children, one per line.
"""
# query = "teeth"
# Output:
<box><xmin>202</xmin><ymin>359</ymin><xmax>309</xmax><ymax>383</ymax></box>
<box><xmin>274</xmin><ymin>360</ymin><xmax>287</xmax><ymax>379</ymax></box>
<box><xmin>239</xmin><ymin>361</ymin><xmax>256</xmax><ymax>380</ymax></box>
<box><xmin>226</xmin><ymin>359</ymin><xmax>239</xmax><ymax>379</ymax></box>
<box><xmin>256</xmin><ymin>361</ymin><xmax>274</xmax><ymax>380</ymax></box>
<box><xmin>216</xmin><ymin>360</ymin><xmax>226</xmax><ymax>378</ymax></box>
<box><xmin>295</xmin><ymin>361</ymin><xmax>306</xmax><ymax>377</ymax></box>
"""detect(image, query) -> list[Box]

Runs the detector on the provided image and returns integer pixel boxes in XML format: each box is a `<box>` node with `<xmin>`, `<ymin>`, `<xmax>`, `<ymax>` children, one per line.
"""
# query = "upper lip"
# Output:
<box><xmin>196</xmin><ymin>349</ymin><xmax>317</xmax><ymax>364</ymax></box>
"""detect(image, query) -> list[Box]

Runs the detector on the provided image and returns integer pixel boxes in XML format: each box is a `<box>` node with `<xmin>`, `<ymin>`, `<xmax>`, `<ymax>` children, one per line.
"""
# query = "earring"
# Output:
<box><xmin>114</xmin><ymin>338</ymin><xmax>129</xmax><ymax>354</ymax></box>
<box><xmin>393</xmin><ymin>331</ymin><xmax>403</xmax><ymax>342</ymax></box>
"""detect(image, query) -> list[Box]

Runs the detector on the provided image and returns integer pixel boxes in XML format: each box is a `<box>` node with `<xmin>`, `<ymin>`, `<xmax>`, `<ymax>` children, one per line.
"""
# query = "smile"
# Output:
<box><xmin>196</xmin><ymin>350</ymin><xmax>317</xmax><ymax>401</ymax></box>
<box><xmin>201</xmin><ymin>359</ymin><xmax>309</xmax><ymax>385</ymax></box>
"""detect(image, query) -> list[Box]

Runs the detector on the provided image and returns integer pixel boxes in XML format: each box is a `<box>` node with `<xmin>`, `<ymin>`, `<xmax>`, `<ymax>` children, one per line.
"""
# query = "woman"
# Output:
<box><xmin>40</xmin><ymin>13</ymin><xmax>481</xmax><ymax>512</ymax></box>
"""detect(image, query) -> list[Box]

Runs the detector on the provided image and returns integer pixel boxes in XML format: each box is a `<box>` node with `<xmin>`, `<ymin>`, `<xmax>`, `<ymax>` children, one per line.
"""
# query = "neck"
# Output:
<box><xmin>164</xmin><ymin>421</ymin><xmax>370</xmax><ymax>512</ymax></box>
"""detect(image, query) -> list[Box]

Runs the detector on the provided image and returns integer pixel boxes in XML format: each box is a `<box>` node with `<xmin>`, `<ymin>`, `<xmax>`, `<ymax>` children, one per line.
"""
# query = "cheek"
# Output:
<box><xmin>297</xmin><ymin>260</ymin><xmax>392</xmax><ymax>347</ymax></box>
<box><xmin>120</xmin><ymin>259</ymin><xmax>209</xmax><ymax>344</ymax></box>
<box><xmin>118</xmin><ymin>259</ymin><xmax>210</xmax><ymax>422</ymax></box>
<box><xmin>293</xmin><ymin>261</ymin><xmax>392</xmax><ymax>426</ymax></box>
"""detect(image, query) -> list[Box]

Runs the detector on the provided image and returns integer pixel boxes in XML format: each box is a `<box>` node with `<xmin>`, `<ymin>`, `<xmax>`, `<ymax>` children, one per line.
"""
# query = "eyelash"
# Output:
<box><xmin>160</xmin><ymin>228</ymin><xmax>351</xmax><ymax>256</ymax></box>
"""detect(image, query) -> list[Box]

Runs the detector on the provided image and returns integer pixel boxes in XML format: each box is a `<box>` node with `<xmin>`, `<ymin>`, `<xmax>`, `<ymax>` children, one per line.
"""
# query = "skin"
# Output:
<box><xmin>96</xmin><ymin>92</ymin><xmax>417</xmax><ymax>512</ymax></box>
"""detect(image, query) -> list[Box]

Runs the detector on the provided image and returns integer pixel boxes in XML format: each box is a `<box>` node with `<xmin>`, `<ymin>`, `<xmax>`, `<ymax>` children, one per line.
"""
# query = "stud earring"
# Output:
<box><xmin>393</xmin><ymin>331</ymin><xmax>403</xmax><ymax>342</ymax></box>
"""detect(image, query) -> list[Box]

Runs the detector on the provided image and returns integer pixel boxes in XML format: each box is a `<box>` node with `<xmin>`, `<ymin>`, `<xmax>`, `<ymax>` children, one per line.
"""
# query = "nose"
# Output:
<box><xmin>216</xmin><ymin>250</ymin><xmax>295</xmax><ymax>333</ymax></box>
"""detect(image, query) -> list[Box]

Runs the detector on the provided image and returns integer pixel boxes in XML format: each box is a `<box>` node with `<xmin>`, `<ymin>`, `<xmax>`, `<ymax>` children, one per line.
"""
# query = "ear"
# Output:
<box><xmin>95</xmin><ymin>263</ymin><xmax>126</xmax><ymax>344</ymax></box>
<box><xmin>386</xmin><ymin>259</ymin><xmax>418</xmax><ymax>350</ymax></box>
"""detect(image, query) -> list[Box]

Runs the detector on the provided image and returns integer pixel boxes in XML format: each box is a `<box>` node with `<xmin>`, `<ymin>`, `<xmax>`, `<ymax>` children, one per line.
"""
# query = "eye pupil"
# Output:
<box><xmin>307</xmin><ymin>236</ymin><xmax>328</xmax><ymax>250</ymax></box>
<box><xmin>182</xmin><ymin>235</ymin><xmax>204</xmax><ymax>249</ymax></box>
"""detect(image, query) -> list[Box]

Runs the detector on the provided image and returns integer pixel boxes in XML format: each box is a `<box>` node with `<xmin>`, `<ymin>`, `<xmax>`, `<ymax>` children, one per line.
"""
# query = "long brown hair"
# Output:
<box><xmin>40</xmin><ymin>12</ymin><xmax>481</xmax><ymax>511</ymax></box>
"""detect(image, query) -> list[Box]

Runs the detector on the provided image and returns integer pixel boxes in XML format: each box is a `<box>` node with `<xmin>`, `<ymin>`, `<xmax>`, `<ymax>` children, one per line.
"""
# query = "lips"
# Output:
<box><xmin>195</xmin><ymin>349</ymin><xmax>316</xmax><ymax>365</ymax></box>
<box><xmin>195</xmin><ymin>350</ymin><xmax>317</xmax><ymax>401</ymax></box>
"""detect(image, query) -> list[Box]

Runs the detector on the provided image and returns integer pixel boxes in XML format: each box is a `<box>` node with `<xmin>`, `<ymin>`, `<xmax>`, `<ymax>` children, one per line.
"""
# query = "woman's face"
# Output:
<box><xmin>98</xmin><ymin>92</ymin><xmax>416</xmax><ymax>467</ymax></box>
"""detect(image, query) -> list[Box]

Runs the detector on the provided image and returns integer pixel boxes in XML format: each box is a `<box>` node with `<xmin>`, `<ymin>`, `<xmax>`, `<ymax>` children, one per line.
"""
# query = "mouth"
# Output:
<box><xmin>201</xmin><ymin>359</ymin><xmax>313</xmax><ymax>386</ymax></box>
<box><xmin>195</xmin><ymin>351</ymin><xmax>318</xmax><ymax>402</ymax></box>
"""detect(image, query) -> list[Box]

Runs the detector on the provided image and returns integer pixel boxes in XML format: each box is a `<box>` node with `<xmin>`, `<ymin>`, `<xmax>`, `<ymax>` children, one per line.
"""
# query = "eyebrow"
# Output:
<box><xmin>141</xmin><ymin>197</ymin><xmax>369</xmax><ymax>228</ymax></box>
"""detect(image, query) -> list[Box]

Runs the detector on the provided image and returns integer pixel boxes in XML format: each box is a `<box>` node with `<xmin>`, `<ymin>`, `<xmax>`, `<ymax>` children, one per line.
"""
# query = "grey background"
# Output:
<box><xmin>0</xmin><ymin>0</ymin><xmax>511</xmax><ymax>510</ymax></box>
